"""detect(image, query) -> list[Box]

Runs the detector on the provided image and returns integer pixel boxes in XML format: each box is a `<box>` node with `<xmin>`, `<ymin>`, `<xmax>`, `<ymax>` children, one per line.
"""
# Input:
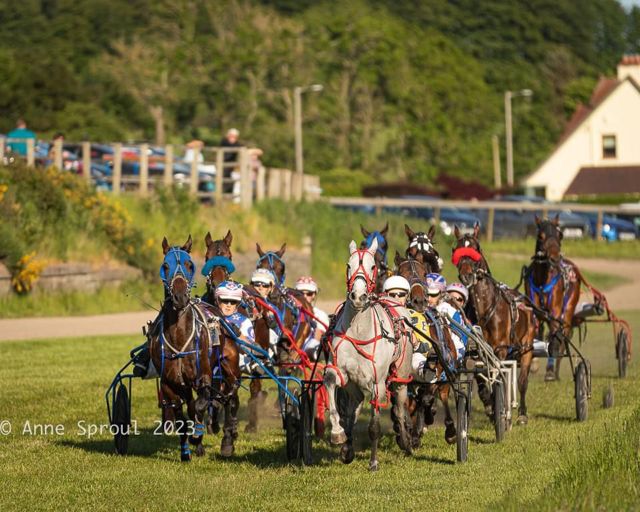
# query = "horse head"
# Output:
<box><xmin>394</xmin><ymin>251</ymin><xmax>428</xmax><ymax>312</ymax></box>
<box><xmin>404</xmin><ymin>223</ymin><xmax>442</xmax><ymax>273</ymax></box>
<box><xmin>256</xmin><ymin>242</ymin><xmax>286</xmax><ymax>287</ymax></box>
<box><xmin>347</xmin><ymin>238</ymin><xmax>378</xmax><ymax>309</ymax></box>
<box><xmin>203</xmin><ymin>230</ymin><xmax>235</xmax><ymax>289</ymax></box>
<box><xmin>534</xmin><ymin>214</ymin><xmax>563</xmax><ymax>262</ymax></box>
<box><xmin>452</xmin><ymin>223</ymin><xmax>488</xmax><ymax>287</ymax></box>
<box><xmin>360</xmin><ymin>223</ymin><xmax>389</xmax><ymax>275</ymax></box>
<box><xmin>160</xmin><ymin>235</ymin><xmax>195</xmax><ymax>310</ymax></box>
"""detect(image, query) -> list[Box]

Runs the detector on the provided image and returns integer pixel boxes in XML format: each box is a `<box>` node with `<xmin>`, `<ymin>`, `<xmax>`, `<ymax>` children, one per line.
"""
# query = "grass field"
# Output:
<box><xmin>1</xmin><ymin>312</ymin><xmax>639</xmax><ymax>511</ymax></box>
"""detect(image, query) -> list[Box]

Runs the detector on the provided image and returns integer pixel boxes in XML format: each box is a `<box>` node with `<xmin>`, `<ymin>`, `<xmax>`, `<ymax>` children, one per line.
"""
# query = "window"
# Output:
<box><xmin>602</xmin><ymin>135</ymin><xmax>616</xmax><ymax>159</ymax></box>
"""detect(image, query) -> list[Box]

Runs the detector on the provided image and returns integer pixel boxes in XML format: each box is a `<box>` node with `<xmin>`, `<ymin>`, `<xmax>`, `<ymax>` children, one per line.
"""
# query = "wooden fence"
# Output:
<box><xmin>0</xmin><ymin>138</ymin><xmax>322</xmax><ymax>208</ymax></box>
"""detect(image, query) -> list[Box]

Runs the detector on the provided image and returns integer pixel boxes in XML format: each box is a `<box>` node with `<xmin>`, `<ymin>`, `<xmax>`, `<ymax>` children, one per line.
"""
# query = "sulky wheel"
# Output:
<box><xmin>284</xmin><ymin>399</ymin><xmax>301</xmax><ymax>462</ymax></box>
<box><xmin>300</xmin><ymin>389</ymin><xmax>314</xmax><ymax>466</ymax></box>
<box><xmin>492</xmin><ymin>381</ymin><xmax>506</xmax><ymax>443</ymax></box>
<box><xmin>574</xmin><ymin>362</ymin><xmax>589</xmax><ymax>422</ymax></box>
<box><xmin>456</xmin><ymin>394</ymin><xmax>469</xmax><ymax>463</ymax></box>
<box><xmin>616</xmin><ymin>331</ymin><xmax>628</xmax><ymax>379</ymax></box>
<box><xmin>113</xmin><ymin>384</ymin><xmax>131</xmax><ymax>455</ymax></box>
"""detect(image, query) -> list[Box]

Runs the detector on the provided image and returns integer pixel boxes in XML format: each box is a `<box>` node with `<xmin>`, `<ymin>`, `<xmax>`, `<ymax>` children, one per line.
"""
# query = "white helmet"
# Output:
<box><xmin>215</xmin><ymin>281</ymin><xmax>243</xmax><ymax>302</ymax></box>
<box><xmin>251</xmin><ymin>268</ymin><xmax>275</xmax><ymax>286</ymax></box>
<box><xmin>446</xmin><ymin>282</ymin><xmax>469</xmax><ymax>303</ymax></box>
<box><xmin>383</xmin><ymin>275</ymin><xmax>410</xmax><ymax>293</ymax></box>
<box><xmin>295</xmin><ymin>276</ymin><xmax>318</xmax><ymax>293</ymax></box>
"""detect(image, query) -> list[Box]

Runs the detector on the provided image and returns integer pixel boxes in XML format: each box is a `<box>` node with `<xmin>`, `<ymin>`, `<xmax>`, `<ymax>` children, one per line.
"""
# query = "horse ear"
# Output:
<box><xmin>204</xmin><ymin>232</ymin><xmax>213</xmax><ymax>247</ymax></box>
<box><xmin>360</xmin><ymin>224</ymin><xmax>370</xmax><ymax>238</ymax></box>
<box><xmin>394</xmin><ymin>250</ymin><xmax>402</xmax><ymax>267</ymax></box>
<box><xmin>349</xmin><ymin>240</ymin><xmax>358</xmax><ymax>255</ymax></box>
<box><xmin>162</xmin><ymin>236</ymin><xmax>170</xmax><ymax>255</ymax></box>
<box><xmin>428</xmin><ymin>225</ymin><xmax>436</xmax><ymax>240</ymax></box>
<box><xmin>553</xmin><ymin>213</ymin><xmax>560</xmax><ymax>226</ymax></box>
<box><xmin>380</xmin><ymin>222</ymin><xmax>389</xmax><ymax>236</ymax></box>
<box><xmin>277</xmin><ymin>243</ymin><xmax>287</xmax><ymax>257</ymax></box>
<box><xmin>473</xmin><ymin>223</ymin><xmax>480</xmax><ymax>239</ymax></box>
<box><xmin>368</xmin><ymin>237</ymin><xmax>378</xmax><ymax>256</ymax></box>
<box><xmin>183</xmin><ymin>235</ymin><xmax>193</xmax><ymax>253</ymax></box>
<box><xmin>454</xmin><ymin>225</ymin><xmax>461</xmax><ymax>239</ymax></box>
<box><xmin>256</xmin><ymin>243</ymin><xmax>265</xmax><ymax>257</ymax></box>
<box><xmin>224</xmin><ymin>230</ymin><xmax>233</xmax><ymax>248</ymax></box>
<box><xmin>404</xmin><ymin>223</ymin><xmax>415</xmax><ymax>240</ymax></box>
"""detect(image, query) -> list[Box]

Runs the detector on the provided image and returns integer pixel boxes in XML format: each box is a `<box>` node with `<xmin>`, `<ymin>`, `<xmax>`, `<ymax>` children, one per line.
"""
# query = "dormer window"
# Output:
<box><xmin>602</xmin><ymin>135</ymin><xmax>616</xmax><ymax>159</ymax></box>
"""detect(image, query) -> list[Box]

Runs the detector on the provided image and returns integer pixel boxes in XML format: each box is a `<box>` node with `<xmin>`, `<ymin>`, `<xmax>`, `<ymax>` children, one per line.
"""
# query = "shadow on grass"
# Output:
<box><xmin>468</xmin><ymin>435</ymin><xmax>496</xmax><ymax>445</ymax></box>
<box><xmin>533</xmin><ymin>412</ymin><xmax>575</xmax><ymax>423</ymax></box>
<box><xmin>412</xmin><ymin>453</ymin><xmax>456</xmax><ymax>465</ymax></box>
<box><xmin>208</xmin><ymin>442</ymin><xmax>337</xmax><ymax>468</ymax></box>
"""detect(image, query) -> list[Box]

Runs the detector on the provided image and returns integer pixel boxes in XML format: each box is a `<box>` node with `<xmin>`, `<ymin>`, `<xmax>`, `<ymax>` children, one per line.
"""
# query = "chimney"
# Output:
<box><xmin>617</xmin><ymin>54</ymin><xmax>640</xmax><ymax>84</ymax></box>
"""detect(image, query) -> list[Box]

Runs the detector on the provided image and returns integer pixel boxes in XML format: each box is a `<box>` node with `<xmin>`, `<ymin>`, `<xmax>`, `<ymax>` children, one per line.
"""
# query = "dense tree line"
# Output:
<box><xmin>0</xmin><ymin>0</ymin><xmax>638</xmax><ymax>187</ymax></box>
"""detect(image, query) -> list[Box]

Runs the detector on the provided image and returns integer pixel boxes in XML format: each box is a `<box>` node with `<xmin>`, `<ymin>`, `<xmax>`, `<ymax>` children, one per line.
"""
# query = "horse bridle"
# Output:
<box><xmin>346</xmin><ymin>249</ymin><xmax>378</xmax><ymax>297</ymax></box>
<box><xmin>534</xmin><ymin>220</ymin><xmax>563</xmax><ymax>262</ymax></box>
<box><xmin>408</xmin><ymin>233</ymin><xmax>442</xmax><ymax>271</ymax></box>
<box><xmin>397</xmin><ymin>259</ymin><xmax>426</xmax><ymax>304</ymax></box>
<box><xmin>257</xmin><ymin>251</ymin><xmax>286</xmax><ymax>287</ymax></box>
<box><xmin>160</xmin><ymin>247</ymin><xmax>195</xmax><ymax>308</ymax></box>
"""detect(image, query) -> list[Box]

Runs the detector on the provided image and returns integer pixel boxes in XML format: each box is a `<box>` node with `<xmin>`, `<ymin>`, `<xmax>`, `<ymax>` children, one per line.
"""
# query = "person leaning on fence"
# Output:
<box><xmin>183</xmin><ymin>139</ymin><xmax>204</xmax><ymax>164</ymax></box>
<box><xmin>220</xmin><ymin>128</ymin><xmax>241</xmax><ymax>194</ymax></box>
<box><xmin>6</xmin><ymin>119</ymin><xmax>36</xmax><ymax>157</ymax></box>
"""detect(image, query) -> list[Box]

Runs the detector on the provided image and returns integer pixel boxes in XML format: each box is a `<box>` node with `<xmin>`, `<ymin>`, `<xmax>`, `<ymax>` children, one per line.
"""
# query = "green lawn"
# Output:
<box><xmin>1</xmin><ymin>312</ymin><xmax>639</xmax><ymax>511</ymax></box>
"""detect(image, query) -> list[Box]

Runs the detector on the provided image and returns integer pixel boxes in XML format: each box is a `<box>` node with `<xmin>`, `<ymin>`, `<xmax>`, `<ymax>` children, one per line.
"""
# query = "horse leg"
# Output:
<box><xmin>324</xmin><ymin>368</ymin><xmax>347</xmax><ymax>445</ymax></box>
<box><xmin>187</xmin><ymin>388</ymin><xmax>208</xmax><ymax>457</ymax></box>
<box><xmin>337</xmin><ymin>384</ymin><xmax>361</xmax><ymax>465</ymax></box>
<box><xmin>517</xmin><ymin>349</ymin><xmax>533</xmax><ymax>425</ymax></box>
<box><xmin>391</xmin><ymin>382</ymin><xmax>412</xmax><ymax>456</ymax></box>
<box><xmin>475</xmin><ymin>375</ymin><xmax>493</xmax><ymax>417</ymax></box>
<box><xmin>174</xmin><ymin>403</ymin><xmax>192</xmax><ymax>462</ymax></box>
<box><xmin>220</xmin><ymin>389</ymin><xmax>239</xmax><ymax>457</ymax></box>
<box><xmin>368</xmin><ymin>398</ymin><xmax>382</xmax><ymax>472</ymax></box>
<box><xmin>245</xmin><ymin>379</ymin><xmax>262</xmax><ymax>433</ymax></box>
<box><xmin>440</xmin><ymin>385</ymin><xmax>456</xmax><ymax>444</ymax></box>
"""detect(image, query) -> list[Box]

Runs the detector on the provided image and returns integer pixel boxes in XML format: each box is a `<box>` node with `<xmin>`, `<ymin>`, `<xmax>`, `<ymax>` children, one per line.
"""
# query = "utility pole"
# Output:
<box><xmin>293</xmin><ymin>84</ymin><xmax>323</xmax><ymax>176</ymax></box>
<box><xmin>504</xmin><ymin>89</ymin><xmax>533</xmax><ymax>187</ymax></box>
<box><xmin>492</xmin><ymin>134</ymin><xmax>501</xmax><ymax>189</ymax></box>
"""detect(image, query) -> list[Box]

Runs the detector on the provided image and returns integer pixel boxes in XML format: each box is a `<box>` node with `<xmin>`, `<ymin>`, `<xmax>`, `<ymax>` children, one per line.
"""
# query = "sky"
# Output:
<box><xmin>620</xmin><ymin>0</ymin><xmax>640</xmax><ymax>9</ymax></box>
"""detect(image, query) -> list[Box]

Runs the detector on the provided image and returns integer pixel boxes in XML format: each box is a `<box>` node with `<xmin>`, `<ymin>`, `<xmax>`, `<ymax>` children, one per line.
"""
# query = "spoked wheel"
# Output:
<box><xmin>456</xmin><ymin>394</ymin><xmax>469</xmax><ymax>463</ymax></box>
<box><xmin>492</xmin><ymin>381</ymin><xmax>506</xmax><ymax>443</ymax></box>
<box><xmin>300</xmin><ymin>389</ymin><xmax>314</xmax><ymax>466</ymax></box>
<box><xmin>616</xmin><ymin>331</ymin><xmax>628</xmax><ymax>379</ymax></box>
<box><xmin>112</xmin><ymin>384</ymin><xmax>131</xmax><ymax>455</ymax></box>
<box><xmin>574</xmin><ymin>362</ymin><xmax>589</xmax><ymax>422</ymax></box>
<box><xmin>284</xmin><ymin>395</ymin><xmax>301</xmax><ymax>462</ymax></box>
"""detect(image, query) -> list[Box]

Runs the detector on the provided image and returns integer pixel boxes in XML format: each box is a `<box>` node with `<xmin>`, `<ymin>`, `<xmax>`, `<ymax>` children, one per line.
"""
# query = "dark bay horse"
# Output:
<box><xmin>149</xmin><ymin>236</ymin><xmax>213</xmax><ymax>461</ymax></box>
<box><xmin>201</xmin><ymin>230</ymin><xmax>234</xmax><ymax>295</ymax></box>
<box><xmin>404</xmin><ymin>224</ymin><xmax>443</xmax><ymax>273</ymax></box>
<box><xmin>360</xmin><ymin>223</ymin><xmax>390</xmax><ymax>293</ymax></box>
<box><xmin>394</xmin><ymin>252</ymin><xmax>428</xmax><ymax>312</ymax></box>
<box><xmin>524</xmin><ymin>215</ymin><xmax>581</xmax><ymax>381</ymax></box>
<box><xmin>453</xmin><ymin>224</ymin><xmax>536</xmax><ymax>424</ymax></box>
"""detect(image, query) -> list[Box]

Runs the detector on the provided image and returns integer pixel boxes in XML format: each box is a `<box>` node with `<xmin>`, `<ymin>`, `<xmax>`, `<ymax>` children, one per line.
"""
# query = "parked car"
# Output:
<box><xmin>582</xmin><ymin>212</ymin><xmax>637</xmax><ymax>241</ymax></box>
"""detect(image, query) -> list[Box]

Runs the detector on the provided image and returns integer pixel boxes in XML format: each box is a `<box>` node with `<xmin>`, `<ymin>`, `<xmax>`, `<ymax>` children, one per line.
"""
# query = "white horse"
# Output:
<box><xmin>323</xmin><ymin>239</ymin><xmax>414</xmax><ymax>471</ymax></box>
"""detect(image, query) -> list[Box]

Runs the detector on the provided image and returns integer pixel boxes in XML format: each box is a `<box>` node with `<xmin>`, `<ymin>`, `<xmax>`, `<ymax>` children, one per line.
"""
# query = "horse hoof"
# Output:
<box><xmin>181</xmin><ymin>452</ymin><xmax>191</xmax><ymax>462</ymax></box>
<box><xmin>331</xmin><ymin>431</ymin><xmax>347</xmax><ymax>445</ymax></box>
<box><xmin>245</xmin><ymin>424</ymin><xmax>257</xmax><ymax>434</ymax></box>
<box><xmin>411</xmin><ymin>437</ymin><xmax>421</xmax><ymax>449</ymax></box>
<box><xmin>194</xmin><ymin>444</ymin><xmax>205</xmax><ymax>457</ymax></box>
<box><xmin>220</xmin><ymin>444</ymin><xmax>234</xmax><ymax>458</ymax></box>
<box><xmin>339</xmin><ymin>444</ymin><xmax>355</xmax><ymax>464</ymax></box>
<box><xmin>369</xmin><ymin>460</ymin><xmax>379</xmax><ymax>472</ymax></box>
<box><xmin>445</xmin><ymin>424</ymin><xmax>457</xmax><ymax>444</ymax></box>
<box><xmin>445</xmin><ymin>435</ymin><xmax>457</xmax><ymax>445</ymax></box>
<box><xmin>517</xmin><ymin>415</ymin><xmax>528</xmax><ymax>426</ymax></box>
<box><xmin>544</xmin><ymin>369</ymin><xmax>556</xmax><ymax>382</ymax></box>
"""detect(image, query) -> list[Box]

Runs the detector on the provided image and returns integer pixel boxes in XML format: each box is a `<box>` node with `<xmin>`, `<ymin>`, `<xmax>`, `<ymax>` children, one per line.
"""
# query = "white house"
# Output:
<box><xmin>524</xmin><ymin>55</ymin><xmax>640</xmax><ymax>200</ymax></box>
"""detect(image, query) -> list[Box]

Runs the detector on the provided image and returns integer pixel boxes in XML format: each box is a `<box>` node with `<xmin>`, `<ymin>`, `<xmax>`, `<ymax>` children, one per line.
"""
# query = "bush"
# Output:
<box><xmin>317</xmin><ymin>168</ymin><xmax>375</xmax><ymax>197</ymax></box>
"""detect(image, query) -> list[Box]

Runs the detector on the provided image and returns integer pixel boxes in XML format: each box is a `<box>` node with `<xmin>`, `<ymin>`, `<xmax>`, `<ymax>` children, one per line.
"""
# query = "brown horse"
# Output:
<box><xmin>149</xmin><ymin>236</ymin><xmax>213</xmax><ymax>461</ymax></box>
<box><xmin>202</xmin><ymin>230</ymin><xmax>234</xmax><ymax>292</ymax></box>
<box><xmin>394</xmin><ymin>252</ymin><xmax>428</xmax><ymax>312</ymax></box>
<box><xmin>360</xmin><ymin>223</ymin><xmax>390</xmax><ymax>293</ymax></box>
<box><xmin>453</xmin><ymin>224</ymin><xmax>536</xmax><ymax>424</ymax></box>
<box><xmin>404</xmin><ymin>224</ymin><xmax>442</xmax><ymax>273</ymax></box>
<box><xmin>524</xmin><ymin>215</ymin><xmax>581</xmax><ymax>381</ymax></box>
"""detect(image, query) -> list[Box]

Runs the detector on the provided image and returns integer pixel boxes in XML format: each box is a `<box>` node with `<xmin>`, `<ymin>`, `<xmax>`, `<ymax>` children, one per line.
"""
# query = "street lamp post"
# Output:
<box><xmin>505</xmin><ymin>88</ymin><xmax>533</xmax><ymax>187</ymax></box>
<box><xmin>294</xmin><ymin>84</ymin><xmax>323</xmax><ymax>176</ymax></box>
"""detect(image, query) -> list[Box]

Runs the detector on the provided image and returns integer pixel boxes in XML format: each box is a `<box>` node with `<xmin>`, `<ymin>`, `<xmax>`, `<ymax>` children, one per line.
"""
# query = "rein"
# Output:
<box><xmin>347</xmin><ymin>249</ymin><xmax>378</xmax><ymax>294</ymax></box>
<box><xmin>257</xmin><ymin>251</ymin><xmax>286</xmax><ymax>286</ymax></box>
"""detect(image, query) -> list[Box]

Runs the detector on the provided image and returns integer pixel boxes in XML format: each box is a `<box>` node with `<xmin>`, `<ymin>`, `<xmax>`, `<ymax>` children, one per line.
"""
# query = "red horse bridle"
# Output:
<box><xmin>451</xmin><ymin>246</ymin><xmax>482</xmax><ymax>266</ymax></box>
<box><xmin>346</xmin><ymin>249</ymin><xmax>378</xmax><ymax>294</ymax></box>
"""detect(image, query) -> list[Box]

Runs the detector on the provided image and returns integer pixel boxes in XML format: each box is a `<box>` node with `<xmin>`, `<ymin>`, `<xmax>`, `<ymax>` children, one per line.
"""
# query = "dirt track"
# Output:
<box><xmin>0</xmin><ymin>257</ymin><xmax>636</xmax><ymax>343</ymax></box>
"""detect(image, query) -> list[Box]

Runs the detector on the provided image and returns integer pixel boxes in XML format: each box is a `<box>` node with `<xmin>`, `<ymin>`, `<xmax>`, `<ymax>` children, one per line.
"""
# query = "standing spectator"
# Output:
<box><xmin>47</xmin><ymin>132</ymin><xmax>70</xmax><ymax>169</ymax></box>
<box><xmin>183</xmin><ymin>139</ymin><xmax>204</xmax><ymax>164</ymax></box>
<box><xmin>220</xmin><ymin>128</ymin><xmax>241</xmax><ymax>194</ymax></box>
<box><xmin>7</xmin><ymin>119</ymin><xmax>36</xmax><ymax>157</ymax></box>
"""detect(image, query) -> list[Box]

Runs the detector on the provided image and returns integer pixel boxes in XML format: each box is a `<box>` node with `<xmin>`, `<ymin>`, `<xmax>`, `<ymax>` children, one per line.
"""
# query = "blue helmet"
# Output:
<box><xmin>426</xmin><ymin>273</ymin><xmax>446</xmax><ymax>294</ymax></box>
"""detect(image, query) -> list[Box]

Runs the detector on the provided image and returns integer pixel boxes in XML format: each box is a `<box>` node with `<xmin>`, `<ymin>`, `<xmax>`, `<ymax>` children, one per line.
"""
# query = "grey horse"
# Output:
<box><xmin>323</xmin><ymin>239</ymin><xmax>414</xmax><ymax>471</ymax></box>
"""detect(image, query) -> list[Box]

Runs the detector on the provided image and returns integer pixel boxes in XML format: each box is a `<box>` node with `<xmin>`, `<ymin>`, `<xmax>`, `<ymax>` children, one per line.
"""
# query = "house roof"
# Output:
<box><xmin>565</xmin><ymin>166</ymin><xmax>640</xmax><ymax>196</ymax></box>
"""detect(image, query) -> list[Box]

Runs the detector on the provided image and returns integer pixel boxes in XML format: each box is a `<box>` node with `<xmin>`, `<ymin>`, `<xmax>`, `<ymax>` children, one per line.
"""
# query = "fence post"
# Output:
<box><xmin>433</xmin><ymin>207</ymin><xmax>441</xmax><ymax>228</ymax></box>
<box><xmin>486</xmin><ymin>207</ymin><xmax>495</xmax><ymax>242</ymax></box>
<box><xmin>189</xmin><ymin>147</ymin><xmax>199</xmax><ymax>196</ymax></box>
<box><xmin>53</xmin><ymin>138</ymin><xmax>63</xmax><ymax>170</ymax></box>
<box><xmin>281</xmin><ymin>169</ymin><xmax>292</xmax><ymax>201</ymax></box>
<box><xmin>139</xmin><ymin>143</ymin><xmax>149</xmax><ymax>197</ymax></box>
<box><xmin>240</xmin><ymin>148</ymin><xmax>252</xmax><ymax>209</ymax></box>
<box><xmin>267</xmin><ymin>168</ymin><xmax>281</xmax><ymax>198</ymax></box>
<box><xmin>26</xmin><ymin>139</ymin><xmax>35</xmax><ymax>167</ymax></box>
<box><xmin>256</xmin><ymin>166</ymin><xmax>266</xmax><ymax>201</ymax></box>
<box><xmin>112</xmin><ymin>143</ymin><xmax>122</xmax><ymax>195</ymax></box>
<box><xmin>0</xmin><ymin>138</ymin><xmax>6</xmax><ymax>163</ymax></box>
<box><xmin>596</xmin><ymin>210</ymin><xmax>603</xmax><ymax>241</ymax></box>
<box><xmin>291</xmin><ymin>173</ymin><xmax>303</xmax><ymax>201</ymax></box>
<box><xmin>164</xmin><ymin>144</ymin><xmax>173</xmax><ymax>187</ymax></box>
<box><xmin>215</xmin><ymin>148</ymin><xmax>223</xmax><ymax>203</ymax></box>
<box><xmin>82</xmin><ymin>142</ymin><xmax>91</xmax><ymax>182</ymax></box>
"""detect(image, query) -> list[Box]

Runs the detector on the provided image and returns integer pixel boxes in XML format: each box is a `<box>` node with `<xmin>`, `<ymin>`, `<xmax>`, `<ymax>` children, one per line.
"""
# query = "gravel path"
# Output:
<box><xmin>0</xmin><ymin>257</ymin><xmax>636</xmax><ymax>343</ymax></box>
